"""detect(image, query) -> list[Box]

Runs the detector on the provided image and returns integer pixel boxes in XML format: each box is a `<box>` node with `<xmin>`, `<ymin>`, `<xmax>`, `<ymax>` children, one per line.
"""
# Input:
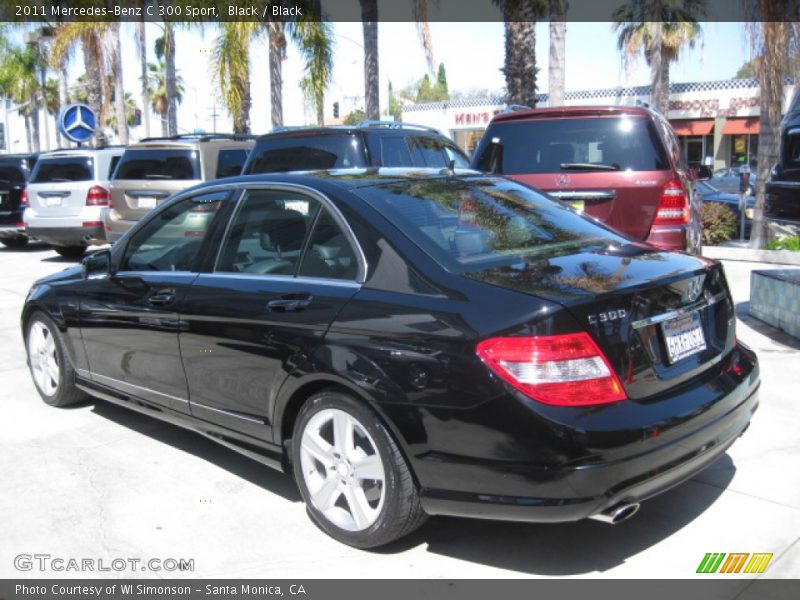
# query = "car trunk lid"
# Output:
<box><xmin>27</xmin><ymin>155</ymin><xmax>97</xmax><ymax>217</ymax></box>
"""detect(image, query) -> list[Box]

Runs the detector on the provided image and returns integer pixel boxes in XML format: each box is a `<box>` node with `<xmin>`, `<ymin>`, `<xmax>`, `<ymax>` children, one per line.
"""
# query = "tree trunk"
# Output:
<box><xmin>112</xmin><ymin>24</ymin><xmax>128</xmax><ymax>145</ymax></box>
<box><xmin>82</xmin><ymin>32</ymin><xmax>103</xmax><ymax>128</ymax></box>
<box><xmin>502</xmin><ymin>13</ymin><xmax>536</xmax><ymax>107</ymax></box>
<box><xmin>361</xmin><ymin>0</ymin><xmax>379</xmax><ymax>120</ymax></box>
<box><xmin>547</xmin><ymin>1</ymin><xmax>568</xmax><ymax>107</ymax></box>
<box><xmin>58</xmin><ymin>68</ymin><xmax>69</xmax><ymax>147</ymax></box>
<box><xmin>29</xmin><ymin>101</ymin><xmax>41</xmax><ymax>153</ymax></box>
<box><xmin>161</xmin><ymin>115</ymin><xmax>169</xmax><ymax>137</ymax></box>
<box><xmin>268</xmin><ymin>21</ymin><xmax>285</xmax><ymax>129</ymax></box>
<box><xmin>752</xmin><ymin>20</ymin><xmax>788</xmax><ymax>248</ymax></box>
<box><xmin>137</xmin><ymin>20</ymin><xmax>151</xmax><ymax>138</ymax></box>
<box><xmin>24</xmin><ymin>115</ymin><xmax>32</xmax><ymax>153</ymax></box>
<box><xmin>164</xmin><ymin>23</ymin><xmax>178</xmax><ymax>136</ymax></box>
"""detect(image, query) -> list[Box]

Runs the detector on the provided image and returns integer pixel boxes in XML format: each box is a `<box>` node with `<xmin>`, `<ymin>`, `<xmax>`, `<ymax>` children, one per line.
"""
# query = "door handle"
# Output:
<box><xmin>267</xmin><ymin>293</ymin><xmax>313</xmax><ymax>312</ymax></box>
<box><xmin>148</xmin><ymin>289</ymin><xmax>176</xmax><ymax>307</ymax></box>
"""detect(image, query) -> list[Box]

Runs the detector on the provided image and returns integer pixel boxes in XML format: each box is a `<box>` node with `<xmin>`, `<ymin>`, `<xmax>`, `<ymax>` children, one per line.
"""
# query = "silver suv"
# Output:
<box><xmin>23</xmin><ymin>147</ymin><xmax>124</xmax><ymax>257</ymax></box>
<box><xmin>105</xmin><ymin>134</ymin><xmax>255</xmax><ymax>243</ymax></box>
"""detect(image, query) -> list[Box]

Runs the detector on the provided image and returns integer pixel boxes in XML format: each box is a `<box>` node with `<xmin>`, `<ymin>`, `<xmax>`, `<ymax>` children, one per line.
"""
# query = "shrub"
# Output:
<box><xmin>701</xmin><ymin>202</ymin><xmax>737</xmax><ymax>245</ymax></box>
<box><xmin>765</xmin><ymin>236</ymin><xmax>800</xmax><ymax>251</ymax></box>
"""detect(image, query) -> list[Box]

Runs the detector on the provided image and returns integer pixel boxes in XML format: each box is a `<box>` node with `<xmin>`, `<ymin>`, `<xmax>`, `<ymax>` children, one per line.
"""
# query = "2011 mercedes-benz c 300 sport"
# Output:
<box><xmin>22</xmin><ymin>169</ymin><xmax>759</xmax><ymax>548</ymax></box>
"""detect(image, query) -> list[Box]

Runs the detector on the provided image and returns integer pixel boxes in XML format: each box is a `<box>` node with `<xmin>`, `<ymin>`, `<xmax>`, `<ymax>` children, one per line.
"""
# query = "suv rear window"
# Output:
<box><xmin>0</xmin><ymin>165</ymin><xmax>25</xmax><ymax>185</ymax></box>
<box><xmin>474</xmin><ymin>117</ymin><xmax>670</xmax><ymax>174</ymax></box>
<box><xmin>31</xmin><ymin>157</ymin><xmax>94</xmax><ymax>183</ymax></box>
<box><xmin>356</xmin><ymin>177</ymin><xmax>624</xmax><ymax>273</ymax></box>
<box><xmin>115</xmin><ymin>149</ymin><xmax>200</xmax><ymax>180</ymax></box>
<box><xmin>244</xmin><ymin>134</ymin><xmax>363</xmax><ymax>174</ymax></box>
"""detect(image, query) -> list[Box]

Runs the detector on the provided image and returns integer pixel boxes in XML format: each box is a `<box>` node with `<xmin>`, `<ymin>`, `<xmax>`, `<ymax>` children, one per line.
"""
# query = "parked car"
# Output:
<box><xmin>711</xmin><ymin>166</ymin><xmax>756</xmax><ymax>196</ymax></box>
<box><xmin>22</xmin><ymin>169</ymin><xmax>759</xmax><ymax>549</ymax></box>
<box><xmin>765</xmin><ymin>93</ymin><xmax>800</xmax><ymax>230</ymax></box>
<box><xmin>105</xmin><ymin>134</ymin><xmax>255</xmax><ymax>243</ymax></box>
<box><xmin>0</xmin><ymin>153</ymin><xmax>37</xmax><ymax>248</ymax></box>
<box><xmin>242</xmin><ymin>120</ymin><xmax>469</xmax><ymax>175</ymax></box>
<box><xmin>694</xmin><ymin>180</ymin><xmax>755</xmax><ymax>238</ymax></box>
<box><xmin>471</xmin><ymin>105</ymin><xmax>702</xmax><ymax>254</ymax></box>
<box><xmin>23</xmin><ymin>147</ymin><xmax>124</xmax><ymax>257</ymax></box>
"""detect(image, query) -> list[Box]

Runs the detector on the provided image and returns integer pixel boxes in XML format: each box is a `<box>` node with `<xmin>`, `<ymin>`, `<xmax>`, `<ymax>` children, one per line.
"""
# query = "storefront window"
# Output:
<box><xmin>730</xmin><ymin>134</ymin><xmax>757</xmax><ymax>168</ymax></box>
<box><xmin>453</xmin><ymin>129</ymin><xmax>485</xmax><ymax>157</ymax></box>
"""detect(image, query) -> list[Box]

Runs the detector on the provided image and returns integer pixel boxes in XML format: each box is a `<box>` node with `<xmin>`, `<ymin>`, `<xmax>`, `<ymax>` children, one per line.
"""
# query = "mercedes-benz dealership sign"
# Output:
<box><xmin>57</xmin><ymin>103</ymin><xmax>97</xmax><ymax>144</ymax></box>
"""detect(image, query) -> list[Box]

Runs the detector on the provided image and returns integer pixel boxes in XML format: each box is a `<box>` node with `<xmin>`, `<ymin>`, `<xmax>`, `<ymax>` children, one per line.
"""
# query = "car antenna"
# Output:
<box><xmin>440</xmin><ymin>159</ymin><xmax>456</xmax><ymax>179</ymax></box>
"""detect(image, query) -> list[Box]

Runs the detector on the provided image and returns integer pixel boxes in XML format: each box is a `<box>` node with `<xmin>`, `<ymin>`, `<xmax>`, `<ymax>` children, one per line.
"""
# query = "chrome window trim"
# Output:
<box><xmin>92</xmin><ymin>373</ymin><xmax>189</xmax><ymax>405</ymax></box>
<box><xmin>197</xmin><ymin>272</ymin><xmax>362</xmax><ymax>289</ymax></box>
<box><xmin>631</xmin><ymin>290</ymin><xmax>728</xmax><ymax>330</ymax></box>
<box><xmin>190</xmin><ymin>401</ymin><xmax>266</xmax><ymax>424</ymax></box>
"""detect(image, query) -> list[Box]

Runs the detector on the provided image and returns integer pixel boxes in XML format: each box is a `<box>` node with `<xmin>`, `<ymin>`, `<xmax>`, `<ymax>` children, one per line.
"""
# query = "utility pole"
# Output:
<box><xmin>208</xmin><ymin>104</ymin><xmax>221</xmax><ymax>134</ymax></box>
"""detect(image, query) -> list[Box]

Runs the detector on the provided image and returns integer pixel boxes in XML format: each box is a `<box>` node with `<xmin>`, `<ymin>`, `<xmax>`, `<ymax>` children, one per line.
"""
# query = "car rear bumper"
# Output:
<box><xmin>25</xmin><ymin>208</ymin><xmax>109</xmax><ymax>246</ymax></box>
<box><xmin>645</xmin><ymin>224</ymin><xmax>688</xmax><ymax>252</ymax></box>
<box><xmin>0</xmin><ymin>224</ymin><xmax>26</xmax><ymax>239</ymax></box>
<box><xmin>415</xmin><ymin>343</ymin><xmax>759</xmax><ymax>523</ymax></box>
<box><xmin>104</xmin><ymin>213</ymin><xmax>137</xmax><ymax>243</ymax></box>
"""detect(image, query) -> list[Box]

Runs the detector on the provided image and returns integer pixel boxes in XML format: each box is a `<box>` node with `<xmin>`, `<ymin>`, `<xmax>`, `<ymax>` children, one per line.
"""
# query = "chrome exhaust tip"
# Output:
<box><xmin>589</xmin><ymin>502</ymin><xmax>640</xmax><ymax>525</ymax></box>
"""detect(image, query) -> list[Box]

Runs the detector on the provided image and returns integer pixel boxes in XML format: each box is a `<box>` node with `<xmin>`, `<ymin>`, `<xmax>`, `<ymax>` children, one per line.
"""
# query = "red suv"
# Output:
<box><xmin>471</xmin><ymin>105</ymin><xmax>700</xmax><ymax>253</ymax></box>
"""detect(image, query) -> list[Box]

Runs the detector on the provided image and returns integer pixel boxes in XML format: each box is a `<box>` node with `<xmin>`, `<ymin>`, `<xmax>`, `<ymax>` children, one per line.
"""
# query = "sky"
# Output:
<box><xmin>3</xmin><ymin>21</ymin><xmax>755</xmax><ymax>149</ymax></box>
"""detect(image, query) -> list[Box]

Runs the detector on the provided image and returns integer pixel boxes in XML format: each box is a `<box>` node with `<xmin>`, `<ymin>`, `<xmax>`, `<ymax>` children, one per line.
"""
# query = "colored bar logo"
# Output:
<box><xmin>696</xmin><ymin>552</ymin><xmax>773</xmax><ymax>574</ymax></box>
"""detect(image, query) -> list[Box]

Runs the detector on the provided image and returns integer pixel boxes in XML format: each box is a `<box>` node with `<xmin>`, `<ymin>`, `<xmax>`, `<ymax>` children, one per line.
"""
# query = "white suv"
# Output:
<box><xmin>24</xmin><ymin>147</ymin><xmax>124</xmax><ymax>257</ymax></box>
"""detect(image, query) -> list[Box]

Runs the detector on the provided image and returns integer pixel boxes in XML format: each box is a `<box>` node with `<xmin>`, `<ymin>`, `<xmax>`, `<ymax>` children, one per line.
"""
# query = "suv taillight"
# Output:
<box><xmin>654</xmin><ymin>179</ymin><xmax>688</xmax><ymax>225</ymax></box>
<box><xmin>20</xmin><ymin>188</ymin><xmax>29</xmax><ymax>208</ymax></box>
<box><xmin>86</xmin><ymin>185</ymin><xmax>110</xmax><ymax>206</ymax></box>
<box><xmin>476</xmin><ymin>333</ymin><xmax>627</xmax><ymax>406</ymax></box>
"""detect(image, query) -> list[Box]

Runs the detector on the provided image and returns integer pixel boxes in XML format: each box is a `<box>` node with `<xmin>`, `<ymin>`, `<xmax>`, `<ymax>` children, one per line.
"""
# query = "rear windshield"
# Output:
<box><xmin>474</xmin><ymin>116</ymin><xmax>670</xmax><ymax>174</ymax></box>
<box><xmin>244</xmin><ymin>134</ymin><xmax>363</xmax><ymax>174</ymax></box>
<box><xmin>31</xmin><ymin>157</ymin><xmax>94</xmax><ymax>183</ymax></box>
<box><xmin>355</xmin><ymin>176</ymin><xmax>625</xmax><ymax>274</ymax></box>
<box><xmin>115</xmin><ymin>149</ymin><xmax>200</xmax><ymax>180</ymax></box>
<box><xmin>0</xmin><ymin>165</ymin><xmax>25</xmax><ymax>185</ymax></box>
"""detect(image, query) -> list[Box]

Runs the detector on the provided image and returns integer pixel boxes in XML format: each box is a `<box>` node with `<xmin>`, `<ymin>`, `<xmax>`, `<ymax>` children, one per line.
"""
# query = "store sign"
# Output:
<box><xmin>454</xmin><ymin>110</ymin><xmax>500</xmax><ymax>127</ymax></box>
<box><xmin>668</xmin><ymin>96</ymin><xmax>760</xmax><ymax>118</ymax></box>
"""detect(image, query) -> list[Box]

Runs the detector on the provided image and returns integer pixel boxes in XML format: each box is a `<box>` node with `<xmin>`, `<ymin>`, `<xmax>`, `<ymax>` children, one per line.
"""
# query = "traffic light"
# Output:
<box><xmin>133</xmin><ymin>109</ymin><xmax>142</xmax><ymax>127</ymax></box>
<box><xmin>333</xmin><ymin>102</ymin><xmax>339</xmax><ymax>119</ymax></box>
<box><xmin>0</xmin><ymin>123</ymin><xmax>5</xmax><ymax>150</ymax></box>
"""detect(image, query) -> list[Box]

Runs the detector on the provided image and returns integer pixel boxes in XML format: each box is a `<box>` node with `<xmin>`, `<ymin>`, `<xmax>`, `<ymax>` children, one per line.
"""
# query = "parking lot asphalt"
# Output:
<box><xmin>1</xmin><ymin>243</ymin><xmax>799</xmax><ymax>579</ymax></box>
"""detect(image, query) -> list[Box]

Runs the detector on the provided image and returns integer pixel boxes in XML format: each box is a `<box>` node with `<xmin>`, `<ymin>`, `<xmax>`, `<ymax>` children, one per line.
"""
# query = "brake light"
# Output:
<box><xmin>476</xmin><ymin>333</ymin><xmax>627</xmax><ymax>406</ymax></box>
<box><xmin>654</xmin><ymin>179</ymin><xmax>688</xmax><ymax>225</ymax></box>
<box><xmin>86</xmin><ymin>185</ymin><xmax>110</xmax><ymax>206</ymax></box>
<box><xmin>20</xmin><ymin>188</ymin><xmax>29</xmax><ymax>208</ymax></box>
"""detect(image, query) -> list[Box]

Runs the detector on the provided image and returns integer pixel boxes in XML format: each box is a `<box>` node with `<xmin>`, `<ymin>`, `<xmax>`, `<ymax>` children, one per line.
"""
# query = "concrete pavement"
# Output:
<box><xmin>1</xmin><ymin>244</ymin><xmax>798</xmax><ymax>579</ymax></box>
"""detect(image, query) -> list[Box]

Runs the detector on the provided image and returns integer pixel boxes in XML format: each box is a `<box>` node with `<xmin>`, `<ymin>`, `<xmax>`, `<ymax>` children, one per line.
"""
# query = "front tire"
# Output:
<box><xmin>1</xmin><ymin>236</ymin><xmax>28</xmax><ymax>248</ymax></box>
<box><xmin>26</xmin><ymin>311</ymin><xmax>87</xmax><ymax>407</ymax></box>
<box><xmin>55</xmin><ymin>245</ymin><xmax>86</xmax><ymax>258</ymax></box>
<box><xmin>292</xmin><ymin>390</ymin><xmax>426</xmax><ymax>548</ymax></box>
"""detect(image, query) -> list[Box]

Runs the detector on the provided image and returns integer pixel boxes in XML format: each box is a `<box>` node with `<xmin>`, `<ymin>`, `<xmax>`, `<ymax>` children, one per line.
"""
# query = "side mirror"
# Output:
<box><xmin>82</xmin><ymin>249</ymin><xmax>112</xmax><ymax>280</ymax></box>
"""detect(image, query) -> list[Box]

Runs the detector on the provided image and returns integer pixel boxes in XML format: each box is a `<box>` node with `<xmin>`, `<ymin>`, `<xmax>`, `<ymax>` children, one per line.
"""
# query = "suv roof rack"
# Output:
<box><xmin>44</xmin><ymin>145</ymin><xmax>126</xmax><ymax>153</ymax></box>
<box><xmin>356</xmin><ymin>120</ymin><xmax>440</xmax><ymax>133</ymax></box>
<box><xmin>138</xmin><ymin>133</ymin><xmax>258</xmax><ymax>143</ymax></box>
<box><xmin>498</xmin><ymin>104</ymin><xmax>532</xmax><ymax>113</ymax></box>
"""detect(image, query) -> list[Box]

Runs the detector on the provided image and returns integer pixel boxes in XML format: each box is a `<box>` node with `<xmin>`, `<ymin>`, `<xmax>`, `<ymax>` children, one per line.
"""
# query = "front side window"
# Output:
<box><xmin>216</xmin><ymin>190</ymin><xmax>321</xmax><ymax>275</ymax></box>
<box><xmin>121</xmin><ymin>191</ymin><xmax>227</xmax><ymax>272</ymax></box>
<box><xmin>31</xmin><ymin>157</ymin><xmax>94</xmax><ymax>183</ymax></box>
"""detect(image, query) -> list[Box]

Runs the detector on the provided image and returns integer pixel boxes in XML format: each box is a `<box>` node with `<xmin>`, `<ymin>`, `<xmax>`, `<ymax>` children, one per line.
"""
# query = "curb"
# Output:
<box><xmin>701</xmin><ymin>245</ymin><xmax>800</xmax><ymax>266</ymax></box>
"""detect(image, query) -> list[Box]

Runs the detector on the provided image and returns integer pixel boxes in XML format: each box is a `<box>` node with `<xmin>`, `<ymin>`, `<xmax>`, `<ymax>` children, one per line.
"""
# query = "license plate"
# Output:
<box><xmin>745</xmin><ymin>208</ymin><xmax>754</xmax><ymax>219</ymax></box>
<box><xmin>137</xmin><ymin>197</ymin><xmax>157</xmax><ymax>210</ymax></box>
<box><xmin>46</xmin><ymin>197</ymin><xmax>62</xmax><ymax>207</ymax></box>
<box><xmin>569</xmin><ymin>200</ymin><xmax>585</xmax><ymax>213</ymax></box>
<box><xmin>662</xmin><ymin>312</ymin><xmax>706</xmax><ymax>364</ymax></box>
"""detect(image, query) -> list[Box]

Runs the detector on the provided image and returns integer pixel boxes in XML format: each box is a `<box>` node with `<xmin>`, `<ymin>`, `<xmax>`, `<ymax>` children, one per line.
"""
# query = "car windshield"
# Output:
<box><xmin>355</xmin><ymin>176</ymin><xmax>626</xmax><ymax>274</ymax></box>
<box><xmin>474</xmin><ymin>116</ymin><xmax>670</xmax><ymax>174</ymax></box>
<box><xmin>114</xmin><ymin>149</ymin><xmax>201</xmax><ymax>180</ymax></box>
<box><xmin>30</xmin><ymin>157</ymin><xmax>94</xmax><ymax>183</ymax></box>
<box><xmin>244</xmin><ymin>134</ymin><xmax>363</xmax><ymax>173</ymax></box>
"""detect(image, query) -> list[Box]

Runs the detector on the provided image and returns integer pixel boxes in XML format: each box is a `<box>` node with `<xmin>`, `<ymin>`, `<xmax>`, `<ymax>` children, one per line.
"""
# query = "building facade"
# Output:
<box><xmin>402</xmin><ymin>77</ymin><xmax>796</xmax><ymax>171</ymax></box>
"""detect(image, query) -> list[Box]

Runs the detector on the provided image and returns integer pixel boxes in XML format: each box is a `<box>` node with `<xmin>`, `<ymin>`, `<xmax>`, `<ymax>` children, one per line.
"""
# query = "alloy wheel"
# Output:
<box><xmin>28</xmin><ymin>320</ymin><xmax>60</xmax><ymax>397</ymax></box>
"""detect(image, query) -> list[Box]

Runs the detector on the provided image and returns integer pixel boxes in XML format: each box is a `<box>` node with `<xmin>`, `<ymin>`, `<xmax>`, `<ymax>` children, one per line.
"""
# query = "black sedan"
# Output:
<box><xmin>22</xmin><ymin>169</ymin><xmax>759</xmax><ymax>548</ymax></box>
<box><xmin>695</xmin><ymin>180</ymin><xmax>755</xmax><ymax>238</ymax></box>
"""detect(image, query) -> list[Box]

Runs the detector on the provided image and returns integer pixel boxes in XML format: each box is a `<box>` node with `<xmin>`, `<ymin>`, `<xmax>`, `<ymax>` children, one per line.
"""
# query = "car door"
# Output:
<box><xmin>80</xmin><ymin>190</ymin><xmax>230</xmax><ymax>414</ymax></box>
<box><xmin>179</xmin><ymin>186</ymin><xmax>363</xmax><ymax>441</ymax></box>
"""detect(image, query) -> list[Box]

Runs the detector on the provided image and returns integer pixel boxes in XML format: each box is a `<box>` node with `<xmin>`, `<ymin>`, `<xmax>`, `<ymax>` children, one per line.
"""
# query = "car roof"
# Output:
<box><xmin>0</xmin><ymin>153</ymin><xmax>37</xmax><ymax>162</ymax></box>
<box><xmin>490</xmin><ymin>104</ymin><xmax>656</xmax><ymax>123</ymax></box>
<box><xmin>37</xmin><ymin>147</ymin><xmax>125</xmax><ymax>158</ymax></box>
<box><xmin>131</xmin><ymin>134</ymin><xmax>257</xmax><ymax>148</ymax></box>
<box><xmin>255</xmin><ymin>121</ymin><xmax>445</xmax><ymax>141</ymax></box>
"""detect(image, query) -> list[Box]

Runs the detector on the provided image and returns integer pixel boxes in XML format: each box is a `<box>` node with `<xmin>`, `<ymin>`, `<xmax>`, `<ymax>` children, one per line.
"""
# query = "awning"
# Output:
<box><xmin>721</xmin><ymin>117</ymin><xmax>760</xmax><ymax>135</ymax></box>
<box><xmin>671</xmin><ymin>119</ymin><xmax>715</xmax><ymax>136</ymax></box>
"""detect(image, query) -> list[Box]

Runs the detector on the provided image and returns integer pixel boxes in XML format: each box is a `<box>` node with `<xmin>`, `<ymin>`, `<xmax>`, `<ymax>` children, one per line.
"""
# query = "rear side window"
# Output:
<box><xmin>0</xmin><ymin>165</ymin><xmax>25</xmax><ymax>185</ymax></box>
<box><xmin>783</xmin><ymin>132</ymin><xmax>800</xmax><ymax>169</ymax></box>
<box><xmin>408</xmin><ymin>136</ymin><xmax>470</xmax><ymax>168</ymax></box>
<box><xmin>216</xmin><ymin>149</ymin><xmax>249</xmax><ymax>178</ymax></box>
<box><xmin>355</xmin><ymin>177</ymin><xmax>625</xmax><ymax>274</ymax></box>
<box><xmin>374</xmin><ymin>136</ymin><xmax>414</xmax><ymax>166</ymax></box>
<box><xmin>31</xmin><ymin>157</ymin><xmax>94</xmax><ymax>183</ymax></box>
<box><xmin>115</xmin><ymin>149</ymin><xmax>200</xmax><ymax>180</ymax></box>
<box><xmin>474</xmin><ymin>117</ymin><xmax>670</xmax><ymax>174</ymax></box>
<box><xmin>244</xmin><ymin>135</ymin><xmax>363</xmax><ymax>174</ymax></box>
<box><xmin>108</xmin><ymin>155</ymin><xmax>121</xmax><ymax>179</ymax></box>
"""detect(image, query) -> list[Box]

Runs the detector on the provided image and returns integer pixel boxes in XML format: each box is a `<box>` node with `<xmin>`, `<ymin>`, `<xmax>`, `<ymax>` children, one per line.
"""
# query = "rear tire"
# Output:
<box><xmin>55</xmin><ymin>245</ymin><xmax>86</xmax><ymax>258</ymax></box>
<box><xmin>25</xmin><ymin>311</ymin><xmax>88</xmax><ymax>407</ymax></box>
<box><xmin>1</xmin><ymin>236</ymin><xmax>28</xmax><ymax>248</ymax></box>
<box><xmin>292</xmin><ymin>390</ymin><xmax>427</xmax><ymax>548</ymax></box>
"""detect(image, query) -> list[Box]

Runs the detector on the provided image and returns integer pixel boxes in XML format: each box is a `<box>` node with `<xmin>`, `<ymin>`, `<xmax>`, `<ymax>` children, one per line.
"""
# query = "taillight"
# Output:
<box><xmin>86</xmin><ymin>185</ymin><xmax>110</xmax><ymax>206</ymax></box>
<box><xmin>20</xmin><ymin>189</ymin><xmax>29</xmax><ymax>208</ymax></box>
<box><xmin>654</xmin><ymin>179</ymin><xmax>688</xmax><ymax>225</ymax></box>
<box><xmin>476</xmin><ymin>333</ymin><xmax>627</xmax><ymax>406</ymax></box>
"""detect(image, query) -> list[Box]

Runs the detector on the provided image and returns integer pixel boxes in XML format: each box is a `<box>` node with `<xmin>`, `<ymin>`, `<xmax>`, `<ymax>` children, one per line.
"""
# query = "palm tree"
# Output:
<box><xmin>613</xmin><ymin>1</ymin><xmax>705</xmax><ymax>115</ymax></box>
<box><xmin>0</xmin><ymin>43</ymin><xmax>42</xmax><ymax>151</ymax></box>
<box><xmin>548</xmin><ymin>0</ymin><xmax>568</xmax><ymax>107</ymax></box>
<box><xmin>110</xmin><ymin>23</ymin><xmax>129</xmax><ymax>145</ymax></box>
<box><xmin>495</xmin><ymin>0</ymin><xmax>545</xmax><ymax>107</ymax></box>
<box><xmin>147</xmin><ymin>59</ymin><xmax>184</xmax><ymax>136</ymax></box>
<box><xmin>213</xmin><ymin>22</ymin><xmax>256</xmax><ymax>134</ymax></box>
<box><xmin>106</xmin><ymin>92</ymin><xmax>141</xmax><ymax>131</ymax></box>
<box><xmin>135</xmin><ymin>19</ymin><xmax>151</xmax><ymax>137</ymax></box>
